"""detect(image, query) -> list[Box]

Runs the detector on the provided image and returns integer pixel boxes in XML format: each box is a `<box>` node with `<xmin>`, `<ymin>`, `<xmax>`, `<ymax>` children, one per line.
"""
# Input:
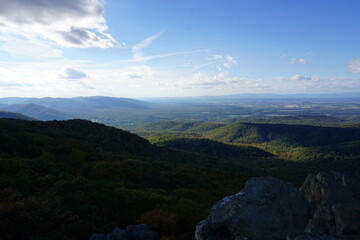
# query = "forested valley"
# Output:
<box><xmin>0</xmin><ymin>118</ymin><xmax>359</xmax><ymax>239</ymax></box>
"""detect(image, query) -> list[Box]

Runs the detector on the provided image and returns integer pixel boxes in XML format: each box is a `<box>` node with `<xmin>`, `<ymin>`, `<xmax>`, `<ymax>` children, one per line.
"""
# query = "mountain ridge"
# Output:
<box><xmin>0</xmin><ymin>111</ymin><xmax>35</xmax><ymax>120</ymax></box>
<box><xmin>133</xmin><ymin>121</ymin><xmax>360</xmax><ymax>147</ymax></box>
<box><xmin>0</xmin><ymin>96</ymin><xmax>150</xmax><ymax>112</ymax></box>
<box><xmin>0</xmin><ymin>103</ymin><xmax>70</xmax><ymax>121</ymax></box>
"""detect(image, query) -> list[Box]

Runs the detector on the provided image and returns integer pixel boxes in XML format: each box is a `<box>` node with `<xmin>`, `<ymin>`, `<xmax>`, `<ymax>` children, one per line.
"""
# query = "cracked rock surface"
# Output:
<box><xmin>196</xmin><ymin>172</ymin><xmax>360</xmax><ymax>240</ymax></box>
<box><xmin>299</xmin><ymin>172</ymin><xmax>360</xmax><ymax>240</ymax></box>
<box><xmin>195</xmin><ymin>176</ymin><xmax>315</xmax><ymax>240</ymax></box>
<box><xmin>88</xmin><ymin>224</ymin><xmax>159</xmax><ymax>240</ymax></box>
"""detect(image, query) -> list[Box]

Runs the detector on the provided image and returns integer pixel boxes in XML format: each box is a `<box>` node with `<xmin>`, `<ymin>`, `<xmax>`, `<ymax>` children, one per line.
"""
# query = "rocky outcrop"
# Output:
<box><xmin>196</xmin><ymin>172</ymin><xmax>360</xmax><ymax>240</ymax></box>
<box><xmin>286</xmin><ymin>229</ymin><xmax>339</xmax><ymax>240</ymax></box>
<box><xmin>88</xmin><ymin>224</ymin><xmax>159</xmax><ymax>240</ymax></box>
<box><xmin>296</xmin><ymin>172</ymin><xmax>360</xmax><ymax>240</ymax></box>
<box><xmin>195</xmin><ymin>176</ymin><xmax>315</xmax><ymax>240</ymax></box>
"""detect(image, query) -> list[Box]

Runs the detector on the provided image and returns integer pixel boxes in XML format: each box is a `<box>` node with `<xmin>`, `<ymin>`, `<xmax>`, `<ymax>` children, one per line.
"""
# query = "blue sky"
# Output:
<box><xmin>0</xmin><ymin>0</ymin><xmax>359</xmax><ymax>97</ymax></box>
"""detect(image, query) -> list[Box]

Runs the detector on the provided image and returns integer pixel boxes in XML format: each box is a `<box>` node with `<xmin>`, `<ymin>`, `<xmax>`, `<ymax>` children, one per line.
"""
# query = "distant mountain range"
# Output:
<box><xmin>140</xmin><ymin>92</ymin><xmax>360</xmax><ymax>103</ymax></box>
<box><xmin>0</xmin><ymin>104</ymin><xmax>69</xmax><ymax>121</ymax></box>
<box><xmin>214</xmin><ymin>92</ymin><xmax>360</xmax><ymax>99</ymax></box>
<box><xmin>0</xmin><ymin>94</ymin><xmax>358</xmax><ymax>121</ymax></box>
<box><xmin>0</xmin><ymin>96</ymin><xmax>149</xmax><ymax>111</ymax></box>
<box><xmin>0</xmin><ymin>96</ymin><xmax>150</xmax><ymax>120</ymax></box>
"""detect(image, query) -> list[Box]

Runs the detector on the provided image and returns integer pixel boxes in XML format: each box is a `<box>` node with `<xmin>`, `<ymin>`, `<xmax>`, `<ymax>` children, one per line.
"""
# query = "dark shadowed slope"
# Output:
<box><xmin>0</xmin><ymin>119</ymin><xmax>250</xmax><ymax>240</ymax></box>
<box><xmin>152</xmin><ymin>136</ymin><xmax>273</xmax><ymax>159</ymax></box>
<box><xmin>0</xmin><ymin>119</ymin><xmax>153</xmax><ymax>156</ymax></box>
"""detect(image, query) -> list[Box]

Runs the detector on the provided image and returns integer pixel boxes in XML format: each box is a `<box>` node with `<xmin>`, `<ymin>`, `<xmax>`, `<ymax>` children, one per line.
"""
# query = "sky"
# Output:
<box><xmin>0</xmin><ymin>0</ymin><xmax>359</xmax><ymax>98</ymax></box>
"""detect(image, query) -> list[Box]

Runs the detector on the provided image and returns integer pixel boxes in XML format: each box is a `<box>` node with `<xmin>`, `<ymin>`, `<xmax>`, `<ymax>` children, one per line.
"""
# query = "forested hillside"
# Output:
<box><xmin>132</xmin><ymin>121</ymin><xmax>360</xmax><ymax>177</ymax></box>
<box><xmin>0</xmin><ymin>119</ymin><xmax>250</xmax><ymax>240</ymax></box>
<box><xmin>133</xmin><ymin>121</ymin><xmax>360</xmax><ymax>146</ymax></box>
<box><xmin>0</xmin><ymin>119</ymin><xmax>359</xmax><ymax>240</ymax></box>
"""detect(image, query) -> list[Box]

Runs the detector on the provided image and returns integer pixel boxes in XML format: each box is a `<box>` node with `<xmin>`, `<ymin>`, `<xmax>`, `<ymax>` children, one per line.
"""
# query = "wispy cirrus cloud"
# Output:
<box><xmin>129</xmin><ymin>32</ymin><xmax>209</xmax><ymax>62</ymax></box>
<box><xmin>0</xmin><ymin>0</ymin><xmax>115</xmax><ymax>48</ymax></box>
<box><xmin>132</xmin><ymin>32</ymin><xmax>163</xmax><ymax>61</ymax></box>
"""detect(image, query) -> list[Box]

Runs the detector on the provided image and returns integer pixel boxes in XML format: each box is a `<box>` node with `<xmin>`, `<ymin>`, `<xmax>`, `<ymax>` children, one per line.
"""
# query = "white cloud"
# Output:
<box><xmin>288</xmin><ymin>58</ymin><xmax>307</xmax><ymax>64</ymax></box>
<box><xmin>125</xmin><ymin>65</ymin><xmax>155</xmax><ymax>79</ymax></box>
<box><xmin>0</xmin><ymin>62</ymin><xmax>162</xmax><ymax>97</ymax></box>
<box><xmin>208</xmin><ymin>55</ymin><xmax>223</xmax><ymax>61</ymax></box>
<box><xmin>0</xmin><ymin>35</ymin><xmax>63</xmax><ymax>59</ymax></box>
<box><xmin>59</xmin><ymin>68</ymin><xmax>87</xmax><ymax>80</ymax></box>
<box><xmin>308</xmin><ymin>77</ymin><xmax>360</xmax><ymax>92</ymax></box>
<box><xmin>0</xmin><ymin>0</ymin><xmax>115</xmax><ymax>48</ymax></box>
<box><xmin>276</xmin><ymin>74</ymin><xmax>319</xmax><ymax>82</ymax></box>
<box><xmin>0</xmin><ymin>80</ymin><xmax>23</xmax><ymax>86</ymax></box>
<box><xmin>281</xmin><ymin>54</ymin><xmax>307</xmax><ymax>64</ymax></box>
<box><xmin>207</xmin><ymin>54</ymin><xmax>238</xmax><ymax>69</ymax></box>
<box><xmin>0</xmin><ymin>62</ymin><xmax>98</xmax><ymax>97</ymax></box>
<box><xmin>349</xmin><ymin>59</ymin><xmax>360</xmax><ymax>73</ymax></box>
<box><xmin>128</xmin><ymin>73</ymin><xmax>143</xmax><ymax>79</ymax></box>
<box><xmin>223</xmin><ymin>55</ymin><xmax>238</xmax><ymax>68</ymax></box>
<box><xmin>1</xmin><ymin>57</ymin><xmax>359</xmax><ymax>98</ymax></box>
<box><xmin>290</xmin><ymin>74</ymin><xmax>318</xmax><ymax>81</ymax></box>
<box><xmin>178</xmin><ymin>71</ymin><xmax>266</xmax><ymax>91</ymax></box>
<box><xmin>273</xmin><ymin>74</ymin><xmax>360</xmax><ymax>93</ymax></box>
<box><xmin>0</xmin><ymin>60</ymin><xmax>359</xmax><ymax>97</ymax></box>
<box><xmin>184</xmin><ymin>71</ymin><xmax>231</xmax><ymax>87</ymax></box>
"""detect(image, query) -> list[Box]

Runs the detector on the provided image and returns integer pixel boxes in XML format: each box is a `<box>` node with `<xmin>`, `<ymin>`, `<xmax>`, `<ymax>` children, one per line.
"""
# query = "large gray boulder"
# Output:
<box><xmin>105</xmin><ymin>227</ymin><xmax>126</xmax><ymax>240</ymax></box>
<box><xmin>126</xmin><ymin>224</ymin><xmax>159</xmax><ymax>240</ymax></box>
<box><xmin>89</xmin><ymin>234</ymin><xmax>106</xmax><ymax>240</ymax></box>
<box><xmin>286</xmin><ymin>229</ymin><xmax>339</xmax><ymax>240</ymax></box>
<box><xmin>195</xmin><ymin>176</ymin><xmax>315</xmax><ymax>240</ymax></box>
<box><xmin>88</xmin><ymin>224</ymin><xmax>159</xmax><ymax>240</ymax></box>
<box><xmin>299</xmin><ymin>172</ymin><xmax>360</xmax><ymax>240</ymax></box>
